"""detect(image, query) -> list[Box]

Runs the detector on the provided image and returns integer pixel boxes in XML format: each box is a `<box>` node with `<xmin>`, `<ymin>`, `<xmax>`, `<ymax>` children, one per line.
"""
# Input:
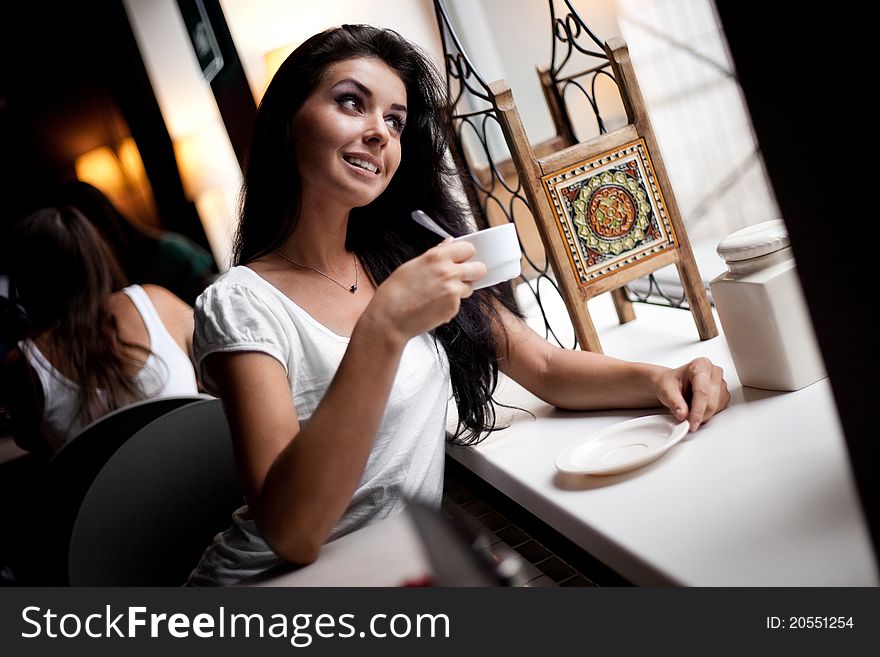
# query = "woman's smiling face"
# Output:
<box><xmin>291</xmin><ymin>56</ymin><xmax>408</xmax><ymax>210</ymax></box>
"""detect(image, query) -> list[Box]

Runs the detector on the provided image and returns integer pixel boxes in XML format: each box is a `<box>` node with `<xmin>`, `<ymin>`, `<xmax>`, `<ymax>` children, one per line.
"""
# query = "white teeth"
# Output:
<box><xmin>344</xmin><ymin>156</ymin><xmax>378</xmax><ymax>173</ymax></box>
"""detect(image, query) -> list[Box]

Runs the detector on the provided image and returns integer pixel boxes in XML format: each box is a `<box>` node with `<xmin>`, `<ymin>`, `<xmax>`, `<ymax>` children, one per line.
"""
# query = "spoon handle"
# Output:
<box><xmin>411</xmin><ymin>210</ymin><xmax>453</xmax><ymax>239</ymax></box>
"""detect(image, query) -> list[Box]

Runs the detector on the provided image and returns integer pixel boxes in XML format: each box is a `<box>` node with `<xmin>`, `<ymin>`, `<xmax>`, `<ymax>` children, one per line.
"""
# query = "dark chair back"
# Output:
<box><xmin>67</xmin><ymin>398</ymin><xmax>243</xmax><ymax>585</ymax></box>
<box><xmin>21</xmin><ymin>395</ymin><xmax>209</xmax><ymax>584</ymax></box>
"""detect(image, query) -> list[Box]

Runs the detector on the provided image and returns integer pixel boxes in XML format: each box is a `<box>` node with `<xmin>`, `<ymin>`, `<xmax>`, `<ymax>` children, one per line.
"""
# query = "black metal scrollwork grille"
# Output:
<box><xmin>548</xmin><ymin>0</ymin><xmax>615</xmax><ymax>143</ymax></box>
<box><xmin>433</xmin><ymin>0</ymin><xmax>577</xmax><ymax>348</ymax></box>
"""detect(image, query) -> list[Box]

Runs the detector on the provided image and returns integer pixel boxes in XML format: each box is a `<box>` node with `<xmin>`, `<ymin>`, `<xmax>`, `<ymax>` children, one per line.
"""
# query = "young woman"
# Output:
<box><xmin>3</xmin><ymin>206</ymin><xmax>198</xmax><ymax>458</ymax></box>
<box><xmin>188</xmin><ymin>24</ymin><xmax>729</xmax><ymax>585</ymax></box>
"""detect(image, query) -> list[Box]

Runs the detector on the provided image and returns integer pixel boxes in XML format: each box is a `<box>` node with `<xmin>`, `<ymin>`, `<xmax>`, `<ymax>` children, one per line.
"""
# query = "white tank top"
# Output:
<box><xmin>19</xmin><ymin>285</ymin><xmax>198</xmax><ymax>451</ymax></box>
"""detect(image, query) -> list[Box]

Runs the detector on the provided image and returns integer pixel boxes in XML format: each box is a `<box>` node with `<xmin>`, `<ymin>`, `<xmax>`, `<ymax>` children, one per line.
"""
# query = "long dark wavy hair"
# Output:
<box><xmin>236</xmin><ymin>24</ymin><xmax>521</xmax><ymax>444</ymax></box>
<box><xmin>8</xmin><ymin>207</ymin><xmax>149</xmax><ymax>425</ymax></box>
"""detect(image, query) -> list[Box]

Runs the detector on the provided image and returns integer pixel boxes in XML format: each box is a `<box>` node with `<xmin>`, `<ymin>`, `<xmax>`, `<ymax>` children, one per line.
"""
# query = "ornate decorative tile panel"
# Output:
<box><xmin>542</xmin><ymin>138</ymin><xmax>677</xmax><ymax>286</ymax></box>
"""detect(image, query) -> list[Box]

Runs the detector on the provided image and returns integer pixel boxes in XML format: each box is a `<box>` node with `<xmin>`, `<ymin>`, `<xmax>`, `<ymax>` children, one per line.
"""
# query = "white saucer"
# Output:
<box><xmin>555</xmin><ymin>414</ymin><xmax>690</xmax><ymax>475</ymax></box>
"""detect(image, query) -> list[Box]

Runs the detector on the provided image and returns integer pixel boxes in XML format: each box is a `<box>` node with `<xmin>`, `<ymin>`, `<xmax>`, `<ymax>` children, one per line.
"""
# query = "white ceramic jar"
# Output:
<box><xmin>709</xmin><ymin>220</ymin><xmax>826</xmax><ymax>391</ymax></box>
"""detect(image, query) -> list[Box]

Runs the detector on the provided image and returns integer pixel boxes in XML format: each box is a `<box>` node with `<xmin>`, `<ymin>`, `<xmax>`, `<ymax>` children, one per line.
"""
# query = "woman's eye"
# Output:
<box><xmin>338</xmin><ymin>94</ymin><xmax>362</xmax><ymax>111</ymax></box>
<box><xmin>385</xmin><ymin>116</ymin><xmax>405</xmax><ymax>134</ymax></box>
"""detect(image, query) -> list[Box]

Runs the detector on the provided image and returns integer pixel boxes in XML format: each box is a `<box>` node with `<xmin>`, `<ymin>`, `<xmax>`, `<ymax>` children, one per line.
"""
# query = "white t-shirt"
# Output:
<box><xmin>186</xmin><ymin>265</ymin><xmax>450</xmax><ymax>586</ymax></box>
<box><xmin>19</xmin><ymin>284</ymin><xmax>198</xmax><ymax>451</ymax></box>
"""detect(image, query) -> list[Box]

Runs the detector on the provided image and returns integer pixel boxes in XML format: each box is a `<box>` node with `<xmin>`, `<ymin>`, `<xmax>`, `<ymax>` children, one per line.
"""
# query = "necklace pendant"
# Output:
<box><xmin>350</xmin><ymin>284</ymin><xmax>358</xmax><ymax>293</ymax></box>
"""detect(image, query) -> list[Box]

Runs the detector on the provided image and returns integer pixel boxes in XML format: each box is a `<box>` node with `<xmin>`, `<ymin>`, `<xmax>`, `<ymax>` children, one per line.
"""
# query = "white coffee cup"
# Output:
<box><xmin>454</xmin><ymin>223</ymin><xmax>522</xmax><ymax>290</ymax></box>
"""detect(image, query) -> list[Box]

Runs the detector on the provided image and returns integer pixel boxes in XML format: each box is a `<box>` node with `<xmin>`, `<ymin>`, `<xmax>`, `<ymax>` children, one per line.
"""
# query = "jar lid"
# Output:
<box><xmin>716</xmin><ymin>219</ymin><xmax>790</xmax><ymax>262</ymax></box>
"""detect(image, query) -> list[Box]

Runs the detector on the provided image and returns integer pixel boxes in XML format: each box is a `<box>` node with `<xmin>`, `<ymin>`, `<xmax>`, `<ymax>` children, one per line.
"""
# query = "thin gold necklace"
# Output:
<box><xmin>273</xmin><ymin>249</ymin><xmax>359</xmax><ymax>293</ymax></box>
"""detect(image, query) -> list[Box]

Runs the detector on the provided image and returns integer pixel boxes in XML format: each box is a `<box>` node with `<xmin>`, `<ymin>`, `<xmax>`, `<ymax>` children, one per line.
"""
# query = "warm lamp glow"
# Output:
<box><xmin>116</xmin><ymin>137</ymin><xmax>148</xmax><ymax>186</ymax></box>
<box><xmin>194</xmin><ymin>188</ymin><xmax>235</xmax><ymax>271</ymax></box>
<box><xmin>173</xmin><ymin>135</ymin><xmax>205</xmax><ymax>200</ymax></box>
<box><xmin>173</xmin><ymin>128</ymin><xmax>239</xmax><ymax>200</ymax></box>
<box><xmin>264</xmin><ymin>43</ymin><xmax>297</xmax><ymax>85</ymax></box>
<box><xmin>173</xmin><ymin>125</ymin><xmax>241</xmax><ymax>272</ymax></box>
<box><xmin>75</xmin><ymin>142</ymin><xmax>158</xmax><ymax>227</ymax></box>
<box><xmin>74</xmin><ymin>147</ymin><xmax>128</xmax><ymax>195</ymax></box>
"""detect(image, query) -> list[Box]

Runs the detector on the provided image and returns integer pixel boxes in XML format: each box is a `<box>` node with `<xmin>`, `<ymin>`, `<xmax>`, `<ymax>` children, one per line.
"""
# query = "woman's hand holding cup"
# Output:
<box><xmin>363</xmin><ymin>240</ymin><xmax>487</xmax><ymax>345</ymax></box>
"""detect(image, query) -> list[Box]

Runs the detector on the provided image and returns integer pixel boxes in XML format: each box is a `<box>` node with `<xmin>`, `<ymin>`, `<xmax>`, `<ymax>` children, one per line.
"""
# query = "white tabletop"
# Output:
<box><xmin>252</xmin><ymin>511</ymin><xmax>432</xmax><ymax>587</ymax></box>
<box><xmin>447</xmin><ymin>284</ymin><xmax>879</xmax><ymax>586</ymax></box>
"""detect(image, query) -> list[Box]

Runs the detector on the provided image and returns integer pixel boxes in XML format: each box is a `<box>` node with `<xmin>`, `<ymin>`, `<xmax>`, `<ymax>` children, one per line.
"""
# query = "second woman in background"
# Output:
<box><xmin>2</xmin><ymin>206</ymin><xmax>199</xmax><ymax>458</ymax></box>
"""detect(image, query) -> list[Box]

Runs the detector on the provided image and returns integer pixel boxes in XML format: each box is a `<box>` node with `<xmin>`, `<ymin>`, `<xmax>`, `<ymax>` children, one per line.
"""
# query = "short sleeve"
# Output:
<box><xmin>193</xmin><ymin>282</ymin><xmax>290</xmax><ymax>395</ymax></box>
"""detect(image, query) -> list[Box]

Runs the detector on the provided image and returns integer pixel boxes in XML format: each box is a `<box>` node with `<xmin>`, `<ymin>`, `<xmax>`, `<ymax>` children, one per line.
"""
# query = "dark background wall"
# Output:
<box><xmin>0</xmin><ymin>1</ymin><xmax>208</xmax><ymax>253</ymax></box>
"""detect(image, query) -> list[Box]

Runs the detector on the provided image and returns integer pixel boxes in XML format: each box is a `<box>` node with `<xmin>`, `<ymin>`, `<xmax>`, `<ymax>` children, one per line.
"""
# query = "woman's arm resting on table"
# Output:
<box><xmin>494</xmin><ymin>303</ymin><xmax>729</xmax><ymax>431</ymax></box>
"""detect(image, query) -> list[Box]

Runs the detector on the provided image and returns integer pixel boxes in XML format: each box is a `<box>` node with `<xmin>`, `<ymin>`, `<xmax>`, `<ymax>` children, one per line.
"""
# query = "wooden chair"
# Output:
<box><xmin>432</xmin><ymin>0</ymin><xmax>714</xmax><ymax>352</ymax></box>
<box><xmin>491</xmin><ymin>37</ymin><xmax>717</xmax><ymax>352</ymax></box>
